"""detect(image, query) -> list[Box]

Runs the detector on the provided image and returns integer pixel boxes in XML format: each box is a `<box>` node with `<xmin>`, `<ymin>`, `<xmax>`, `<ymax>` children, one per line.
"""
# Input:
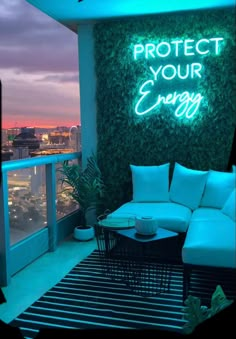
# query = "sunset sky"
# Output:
<box><xmin>0</xmin><ymin>0</ymin><xmax>80</xmax><ymax>129</ymax></box>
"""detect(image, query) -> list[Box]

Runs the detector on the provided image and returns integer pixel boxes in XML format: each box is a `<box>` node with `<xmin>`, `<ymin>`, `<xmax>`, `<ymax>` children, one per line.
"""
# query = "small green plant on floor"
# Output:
<box><xmin>58</xmin><ymin>153</ymin><xmax>106</xmax><ymax>227</ymax></box>
<box><xmin>182</xmin><ymin>285</ymin><xmax>234</xmax><ymax>334</ymax></box>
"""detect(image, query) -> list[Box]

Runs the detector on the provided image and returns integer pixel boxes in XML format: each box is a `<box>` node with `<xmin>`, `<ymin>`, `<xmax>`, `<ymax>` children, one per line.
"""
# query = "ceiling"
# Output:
<box><xmin>25</xmin><ymin>0</ymin><xmax>235</xmax><ymax>33</ymax></box>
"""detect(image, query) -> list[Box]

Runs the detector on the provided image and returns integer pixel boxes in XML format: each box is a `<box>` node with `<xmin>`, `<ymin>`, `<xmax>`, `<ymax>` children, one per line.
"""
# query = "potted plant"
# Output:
<box><xmin>58</xmin><ymin>153</ymin><xmax>106</xmax><ymax>241</ymax></box>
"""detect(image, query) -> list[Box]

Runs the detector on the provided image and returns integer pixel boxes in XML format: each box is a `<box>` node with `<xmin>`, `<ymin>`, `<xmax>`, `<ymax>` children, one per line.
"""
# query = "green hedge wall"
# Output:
<box><xmin>94</xmin><ymin>8</ymin><xmax>236</xmax><ymax>211</ymax></box>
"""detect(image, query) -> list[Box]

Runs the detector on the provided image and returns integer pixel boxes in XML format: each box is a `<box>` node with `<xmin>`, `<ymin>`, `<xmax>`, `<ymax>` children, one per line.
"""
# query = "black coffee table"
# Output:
<box><xmin>95</xmin><ymin>221</ymin><xmax>178</xmax><ymax>297</ymax></box>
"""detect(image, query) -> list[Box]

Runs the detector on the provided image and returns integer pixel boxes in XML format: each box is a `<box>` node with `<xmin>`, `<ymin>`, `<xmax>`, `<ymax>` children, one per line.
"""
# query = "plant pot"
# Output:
<box><xmin>85</xmin><ymin>206</ymin><xmax>97</xmax><ymax>227</ymax></box>
<box><xmin>73</xmin><ymin>225</ymin><xmax>95</xmax><ymax>241</ymax></box>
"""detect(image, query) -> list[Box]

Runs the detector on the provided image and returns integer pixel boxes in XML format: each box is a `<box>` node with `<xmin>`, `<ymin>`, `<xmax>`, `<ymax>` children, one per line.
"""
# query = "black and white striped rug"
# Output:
<box><xmin>10</xmin><ymin>250</ymin><xmax>236</xmax><ymax>338</ymax></box>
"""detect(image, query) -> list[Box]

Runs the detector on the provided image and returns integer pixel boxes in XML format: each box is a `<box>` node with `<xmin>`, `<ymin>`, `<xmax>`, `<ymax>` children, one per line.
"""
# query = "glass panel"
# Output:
<box><xmin>8</xmin><ymin>167</ymin><xmax>47</xmax><ymax>245</ymax></box>
<box><xmin>56</xmin><ymin>158</ymin><xmax>81</xmax><ymax>220</ymax></box>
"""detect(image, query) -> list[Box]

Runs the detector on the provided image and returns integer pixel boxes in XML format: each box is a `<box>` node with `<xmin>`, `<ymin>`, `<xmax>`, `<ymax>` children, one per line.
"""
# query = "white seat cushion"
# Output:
<box><xmin>182</xmin><ymin>216</ymin><xmax>236</xmax><ymax>268</ymax></box>
<box><xmin>109</xmin><ymin>201</ymin><xmax>192</xmax><ymax>233</ymax></box>
<box><xmin>190</xmin><ymin>207</ymin><xmax>231</xmax><ymax>222</ymax></box>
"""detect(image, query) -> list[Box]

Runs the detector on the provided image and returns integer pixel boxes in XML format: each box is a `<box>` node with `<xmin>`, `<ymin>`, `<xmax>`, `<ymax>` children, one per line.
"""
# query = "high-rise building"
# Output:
<box><xmin>21</xmin><ymin>127</ymin><xmax>36</xmax><ymax>135</ymax></box>
<box><xmin>1</xmin><ymin>150</ymin><xmax>14</xmax><ymax>161</ymax></box>
<box><xmin>7</xmin><ymin>127</ymin><xmax>21</xmax><ymax>144</ymax></box>
<box><xmin>12</xmin><ymin>127</ymin><xmax>40</xmax><ymax>159</ymax></box>
<box><xmin>69</xmin><ymin>125</ymin><xmax>81</xmax><ymax>152</ymax></box>
<box><xmin>48</xmin><ymin>131</ymin><xmax>70</xmax><ymax>145</ymax></box>
<box><xmin>30</xmin><ymin>165</ymin><xmax>45</xmax><ymax>195</ymax></box>
<box><xmin>1</xmin><ymin>129</ymin><xmax>8</xmax><ymax>145</ymax></box>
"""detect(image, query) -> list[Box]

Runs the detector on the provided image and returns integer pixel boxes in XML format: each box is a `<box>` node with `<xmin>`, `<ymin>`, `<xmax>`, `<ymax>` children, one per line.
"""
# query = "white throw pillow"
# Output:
<box><xmin>232</xmin><ymin>165</ymin><xmax>236</xmax><ymax>173</ymax></box>
<box><xmin>169</xmin><ymin>163</ymin><xmax>208</xmax><ymax>210</ymax></box>
<box><xmin>200</xmin><ymin>170</ymin><xmax>236</xmax><ymax>209</ymax></box>
<box><xmin>130</xmin><ymin>163</ymin><xmax>170</xmax><ymax>202</ymax></box>
<box><xmin>221</xmin><ymin>189</ymin><xmax>236</xmax><ymax>221</ymax></box>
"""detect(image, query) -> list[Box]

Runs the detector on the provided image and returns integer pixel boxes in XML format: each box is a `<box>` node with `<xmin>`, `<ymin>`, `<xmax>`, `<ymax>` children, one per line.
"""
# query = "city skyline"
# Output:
<box><xmin>0</xmin><ymin>0</ymin><xmax>80</xmax><ymax>129</ymax></box>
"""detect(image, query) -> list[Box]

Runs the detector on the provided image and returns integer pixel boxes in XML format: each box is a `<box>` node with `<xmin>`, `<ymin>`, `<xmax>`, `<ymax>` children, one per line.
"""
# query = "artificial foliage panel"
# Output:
<box><xmin>94</xmin><ymin>8</ymin><xmax>236</xmax><ymax>211</ymax></box>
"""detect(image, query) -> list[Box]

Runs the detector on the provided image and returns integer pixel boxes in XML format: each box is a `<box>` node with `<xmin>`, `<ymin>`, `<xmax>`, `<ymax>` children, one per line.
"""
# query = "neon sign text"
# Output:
<box><xmin>134</xmin><ymin>37</ymin><xmax>224</xmax><ymax>60</ymax></box>
<box><xmin>149</xmin><ymin>63</ymin><xmax>202</xmax><ymax>80</ymax></box>
<box><xmin>133</xmin><ymin>36</ymin><xmax>224</xmax><ymax>119</ymax></box>
<box><xmin>135</xmin><ymin>80</ymin><xmax>203</xmax><ymax>118</ymax></box>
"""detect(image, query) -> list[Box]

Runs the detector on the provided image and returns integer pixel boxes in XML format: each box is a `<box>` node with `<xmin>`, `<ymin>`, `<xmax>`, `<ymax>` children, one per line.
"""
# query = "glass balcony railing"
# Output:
<box><xmin>0</xmin><ymin>151</ymin><xmax>81</xmax><ymax>286</ymax></box>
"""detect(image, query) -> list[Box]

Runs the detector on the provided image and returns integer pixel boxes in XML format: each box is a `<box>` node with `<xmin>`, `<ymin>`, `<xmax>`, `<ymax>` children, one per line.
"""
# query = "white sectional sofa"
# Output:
<box><xmin>107</xmin><ymin>162</ymin><xmax>236</xmax><ymax>299</ymax></box>
<box><xmin>182</xmin><ymin>206</ymin><xmax>236</xmax><ymax>269</ymax></box>
<box><xmin>107</xmin><ymin>201</ymin><xmax>192</xmax><ymax>233</ymax></box>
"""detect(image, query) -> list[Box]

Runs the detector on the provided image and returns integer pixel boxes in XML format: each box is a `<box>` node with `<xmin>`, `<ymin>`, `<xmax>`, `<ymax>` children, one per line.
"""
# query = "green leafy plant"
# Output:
<box><xmin>94</xmin><ymin>8</ymin><xmax>235</xmax><ymax>210</ymax></box>
<box><xmin>58</xmin><ymin>153</ymin><xmax>106</xmax><ymax>226</ymax></box>
<box><xmin>182</xmin><ymin>285</ymin><xmax>234</xmax><ymax>334</ymax></box>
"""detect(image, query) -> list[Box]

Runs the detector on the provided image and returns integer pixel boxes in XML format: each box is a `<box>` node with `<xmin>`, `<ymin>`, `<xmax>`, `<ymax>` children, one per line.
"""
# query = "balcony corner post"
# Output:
<box><xmin>46</xmin><ymin>163</ymin><xmax>57</xmax><ymax>251</ymax></box>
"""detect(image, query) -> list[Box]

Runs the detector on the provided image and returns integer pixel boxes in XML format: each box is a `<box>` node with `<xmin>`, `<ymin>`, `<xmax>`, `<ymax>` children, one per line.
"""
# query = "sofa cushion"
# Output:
<box><xmin>182</xmin><ymin>216</ymin><xmax>236</xmax><ymax>268</ymax></box>
<box><xmin>221</xmin><ymin>189</ymin><xmax>236</xmax><ymax>222</ymax></box>
<box><xmin>190</xmin><ymin>207</ymin><xmax>232</xmax><ymax>222</ymax></box>
<box><xmin>109</xmin><ymin>201</ymin><xmax>192</xmax><ymax>233</ymax></box>
<box><xmin>169</xmin><ymin>163</ymin><xmax>208</xmax><ymax>210</ymax></box>
<box><xmin>130</xmin><ymin>163</ymin><xmax>170</xmax><ymax>202</ymax></box>
<box><xmin>200</xmin><ymin>170</ymin><xmax>236</xmax><ymax>209</ymax></box>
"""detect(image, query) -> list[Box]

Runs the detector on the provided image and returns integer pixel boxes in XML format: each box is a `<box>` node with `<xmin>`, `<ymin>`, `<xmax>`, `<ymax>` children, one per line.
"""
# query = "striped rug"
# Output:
<box><xmin>10</xmin><ymin>250</ymin><xmax>236</xmax><ymax>338</ymax></box>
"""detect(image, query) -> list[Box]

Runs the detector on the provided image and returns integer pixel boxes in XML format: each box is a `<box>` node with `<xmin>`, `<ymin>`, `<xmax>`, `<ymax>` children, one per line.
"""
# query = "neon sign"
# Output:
<box><xmin>134</xmin><ymin>38</ymin><xmax>224</xmax><ymax>59</ymax></box>
<box><xmin>133</xmin><ymin>37</ymin><xmax>224</xmax><ymax>119</ymax></box>
<box><xmin>135</xmin><ymin>80</ymin><xmax>203</xmax><ymax>118</ymax></box>
<box><xmin>149</xmin><ymin>64</ymin><xmax>202</xmax><ymax>80</ymax></box>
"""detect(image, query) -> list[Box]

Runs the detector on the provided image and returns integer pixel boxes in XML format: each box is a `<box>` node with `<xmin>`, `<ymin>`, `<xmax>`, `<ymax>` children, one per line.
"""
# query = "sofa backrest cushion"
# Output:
<box><xmin>130</xmin><ymin>163</ymin><xmax>170</xmax><ymax>202</ymax></box>
<box><xmin>221</xmin><ymin>189</ymin><xmax>236</xmax><ymax>222</ymax></box>
<box><xmin>200</xmin><ymin>170</ymin><xmax>236</xmax><ymax>209</ymax></box>
<box><xmin>169</xmin><ymin>163</ymin><xmax>208</xmax><ymax>210</ymax></box>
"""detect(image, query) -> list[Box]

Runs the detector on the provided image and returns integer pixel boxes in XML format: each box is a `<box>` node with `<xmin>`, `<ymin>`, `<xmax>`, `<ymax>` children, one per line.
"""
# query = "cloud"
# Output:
<box><xmin>1</xmin><ymin>69</ymin><xmax>80</xmax><ymax>114</ymax></box>
<box><xmin>1</xmin><ymin>0</ymin><xmax>81</xmax><ymax>128</ymax></box>
<box><xmin>1</xmin><ymin>70</ymin><xmax>80</xmax><ymax>128</ymax></box>
<box><xmin>0</xmin><ymin>0</ymin><xmax>78</xmax><ymax>73</ymax></box>
<box><xmin>37</xmin><ymin>74</ymin><xmax>79</xmax><ymax>83</ymax></box>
